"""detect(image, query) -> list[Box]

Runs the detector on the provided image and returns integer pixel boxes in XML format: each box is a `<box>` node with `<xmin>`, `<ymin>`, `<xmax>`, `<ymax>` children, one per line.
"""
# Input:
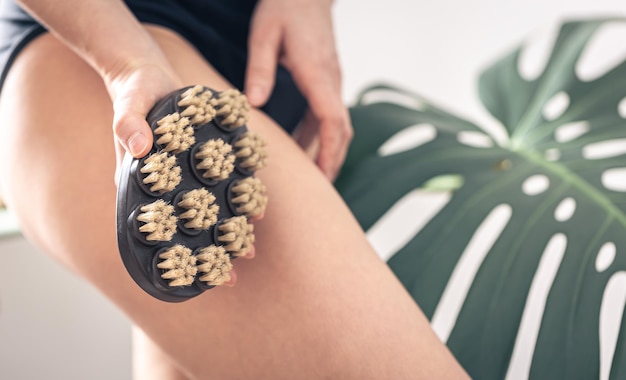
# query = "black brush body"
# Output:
<box><xmin>116</xmin><ymin>85</ymin><xmax>262</xmax><ymax>302</ymax></box>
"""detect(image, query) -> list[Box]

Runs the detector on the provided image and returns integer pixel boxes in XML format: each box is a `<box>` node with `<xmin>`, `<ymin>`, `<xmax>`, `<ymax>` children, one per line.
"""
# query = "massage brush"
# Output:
<box><xmin>116</xmin><ymin>85</ymin><xmax>268</xmax><ymax>302</ymax></box>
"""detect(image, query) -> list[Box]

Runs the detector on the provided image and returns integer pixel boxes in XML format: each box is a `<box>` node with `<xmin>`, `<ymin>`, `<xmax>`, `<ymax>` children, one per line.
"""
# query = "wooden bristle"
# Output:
<box><xmin>157</xmin><ymin>245</ymin><xmax>197</xmax><ymax>287</ymax></box>
<box><xmin>215</xmin><ymin>89</ymin><xmax>250</xmax><ymax>129</ymax></box>
<box><xmin>234</xmin><ymin>131</ymin><xmax>268</xmax><ymax>172</ymax></box>
<box><xmin>153</xmin><ymin>113</ymin><xmax>195</xmax><ymax>153</ymax></box>
<box><xmin>195</xmin><ymin>139</ymin><xmax>236</xmax><ymax>181</ymax></box>
<box><xmin>231</xmin><ymin>177</ymin><xmax>268</xmax><ymax>218</ymax></box>
<box><xmin>178</xmin><ymin>188</ymin><xmax>219</xmax><ymax>230</ymax></box>
<box><xmin>177</xmin><ymin>85</ymin><xmax>217</xmax><ymax>125</ymax></box>
<box><xmin>217</xmin><ymin>216</ymin><xmax>254</xmax><ymax>257</ymax></box>
<box><xmin>140</xmin><ymin>152</ymin><xmax>182</xmax><ymax>193</ymax></box>
<box><xmin>196</xmin><ymin>245</ymin><xmax>233</xmax><ymax>286</ymax></box>
<box><xmin>136</xmin><ymin>200</ymin><xmax>177</xmax><ymax>241</ymax></box>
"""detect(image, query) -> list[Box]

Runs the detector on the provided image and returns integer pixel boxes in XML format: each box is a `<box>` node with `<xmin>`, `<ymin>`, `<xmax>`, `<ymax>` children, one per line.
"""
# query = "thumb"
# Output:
<box><xmin>112</xmin><ymin>93</ymin><xmax>154</xmax><ymax>158</ymax></box>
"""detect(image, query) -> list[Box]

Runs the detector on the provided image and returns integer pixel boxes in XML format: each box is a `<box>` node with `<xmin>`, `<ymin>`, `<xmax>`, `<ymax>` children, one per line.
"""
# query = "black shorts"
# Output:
<box><xmin>0</xmin><ymin>0</ymin><xmax>306</xmax><ymax>133</ymax></box>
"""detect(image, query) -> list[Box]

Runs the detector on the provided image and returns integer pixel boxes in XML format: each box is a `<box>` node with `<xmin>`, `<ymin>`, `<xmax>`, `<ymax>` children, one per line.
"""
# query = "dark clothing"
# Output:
<box><xmin>0</xmin><ymin>0</ymin><xmax>306</xmax><ymax>133</ymax></box>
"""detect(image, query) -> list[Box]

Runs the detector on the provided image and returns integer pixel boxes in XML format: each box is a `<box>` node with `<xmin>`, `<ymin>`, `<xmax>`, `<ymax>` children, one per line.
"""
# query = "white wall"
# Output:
<box><xmin>1</xmin><ymin>1</ymin><xmax>625</xmax><ymax>379</ymax></box>
<box><xmin>334</xmin><ymin>0</ymin><xmax>626</xmax><ymax>130</ymax></box>
<box><xmin>0</xmin><ymin>232</ymin><xmax>131</xmax><ymax>379</ymax></box>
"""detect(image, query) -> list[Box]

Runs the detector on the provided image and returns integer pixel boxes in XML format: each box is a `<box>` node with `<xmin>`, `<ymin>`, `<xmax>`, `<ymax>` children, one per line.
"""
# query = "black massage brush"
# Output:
<box><xmin>116</xmin><ymin>85</ymin><xmax>268</xmax><ymax>302</ymax></box>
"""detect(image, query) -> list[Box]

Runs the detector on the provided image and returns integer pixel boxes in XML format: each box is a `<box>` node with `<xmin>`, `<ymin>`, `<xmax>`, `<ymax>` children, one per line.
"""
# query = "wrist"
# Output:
<box><xmin>102</xmin><ymin>54</ymin><xmax>176</xmax><ymax>96</ymax></box>
<box><xmin>17</xmin><ymin>0</ymin><xmax>175</xmax><ymax>94</ymax></box>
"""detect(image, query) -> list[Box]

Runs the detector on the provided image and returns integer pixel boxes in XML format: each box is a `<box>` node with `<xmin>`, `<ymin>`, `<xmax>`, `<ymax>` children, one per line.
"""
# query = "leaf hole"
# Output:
<box><xmin>522</xmin><ymin>175</ymin><xmax>550</xmax><ymax>196</ymax></box>
<box><xmin>554</xmin><ymin>197</ymin><xmax>576</xmax><ymax>222</ymax></box>
<box><xmin>600</xmin><ymin>272</ymin><xmax>626</xmax><ymax>380</ymax></box>
<box><xmin>359</xmin><ymin>88</ymin><xmax>426</xmax><ymax>110</ymax></box>
<box><xmin>555</xmin><ymin>121</ymin><xmax>590</xmax><ymax>143</ymax></box>
<box><xmin>576</xmin><ymin>22</ymin><xmax>626</xmax><ymax>82</ymax></box>
<box><xmin>457</xmin><ymin>131</ymin><xmax>494</xmax><ymax>148</ymax></box>
<box><xmin>583</xmin><ymin>139</ymin><xmax>626</xmax><ymax>160</ymax></box>
<box><xmin>602</xmin><ymin>168</ymin><xmax>626</xmax><ymax>192</ymax></box>
<box><xmin>596</xmin><ymin>242</ymin><xmax>616</xmax><ymax>272</ymax></box>
<box><xmin>506</xmin><ymin>233</ymin><xmax>567</xmax><ymax>379</ymax></box>
<box><xmin>431</xmin><ymin>203</ymin><xmax>512</xmax><ymax>342</ymax></box>
<box><xmin>422</xmin><ymin>174</ymin><xmax>464</xmax><ymax>192</ymax></box>
<box><xmin>366</xmin><ymin>190</ymin><xmax>451</xmax><ymax>262</ymax></box>
<box><xmin>618</xmin><ymin>97</ymin><xmax>626</xmax><ymax>119</ymax></box>
<box><xmin>542</xmin><ymin>91</ymin><xmax>570</xmax><ymax>121</ymax></box>
<box><xmin>517</xmin><ymin>23</ymin><xmax>559</xmax><ymax>81</ymax></box>
<box><xmin>377</xmin><ymin>123</ymin><xmax>437</xmax><ymax>156</ymax></box>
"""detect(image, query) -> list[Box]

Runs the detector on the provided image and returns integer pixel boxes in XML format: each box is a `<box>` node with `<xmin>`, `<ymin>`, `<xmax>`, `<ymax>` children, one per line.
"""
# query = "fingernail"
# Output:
<box><xmin>325</xmin><ymin>167</ymin><xmax>337</xmax><ymax>181</ymax></box>
<box><xmin>128</xmin><ymin>132</ymin><xmax>148</xmax><ymax>157</ymax></box>
<box><xmin>247</xmin><ymin>85</ymin><xmax>265</xmax><ymax>106</ymax></box>
<box><xmin>250</xmin><ymin>213</ymin><xmax>265</xmax><ymax>222</ymax></box>
<box><xmin>223</xmin><ymin>272</ymin><xmax>237</xmax><ymax>287</ymax></box>
<box><xmin>245</xmin><ymin>246</ymin><xmax>256</xmax><ymax>259</ymax></box>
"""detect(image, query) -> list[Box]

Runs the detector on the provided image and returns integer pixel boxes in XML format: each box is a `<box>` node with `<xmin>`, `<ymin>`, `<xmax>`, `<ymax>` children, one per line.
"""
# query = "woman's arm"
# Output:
<box><xmin>19</xmin><ymin>0</ymin><xmax>353</xmax><ymax>182</ymax></box>
<box><xmin>17</xmin><ymin>0</ymin><xmax>181</xmax><ymax>163</ymax></box>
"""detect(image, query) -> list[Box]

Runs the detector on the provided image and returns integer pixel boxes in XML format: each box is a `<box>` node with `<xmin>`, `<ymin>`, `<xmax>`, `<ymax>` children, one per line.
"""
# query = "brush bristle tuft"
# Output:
<box><xmin>153</xmin><ymin>113</ymin><xmax>195</xmax><ymax>153</ymax></box>
<box><xmin>196</xmin><ymin>245</ymin><xmax>233</xmax><ymax>285</ymax></box>
<box><xmin>177</xmin><ymin>85</ymin><xmax>217</xmax><ymax>125</ymax></box>
<box><xmin>215</xmin><ymin>89</ymin><xmax>250</xmax><ymax>129</ymax></box>
<box><xmin>231</xmin><ymin>177</ymin><xmax>268</xmax><ymax>218</ymax></box>
<box><xmin>217</xmin><ymin>216</ymin><xmax>254</xmax><ymax>257</ymax></box>
<box><xmin>140</xmin><ymin>152</ymin><xmax>182</xmax><ymax>193</ymax></box>
<box><xmin>195</xmin><ymin>139</ymin><xmax>236</xmax><ymax>181</ymax></box>
<box><xmin>137</xmin><ymin>200</ymin><xmax>177</xmax><ymax>241</ymax></box>
<box><xmin>234</xmin><ymin>131</ymin><xmax>268</xmax><ymax>172</ymax></box>
<box><xmin>157</xmin><ymin>245</ymin><xmax>197</xmax><ymax>286</ymax></box>
<box><xmin>178</xmin><ymin>188</ymin><xmax>219</xmax><ymax>230</ymax></box>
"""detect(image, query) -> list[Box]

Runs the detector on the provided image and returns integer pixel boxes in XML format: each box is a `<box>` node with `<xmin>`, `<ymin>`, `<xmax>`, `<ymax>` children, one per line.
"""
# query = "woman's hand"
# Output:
<box><xmin>245</xmin><ymin>0</ymin><xmax>353</xmax><ymax>181</ymax></box>
<box><xmin>103</xmin><ymin>60</ymin><xmax>183</xmax><ymax>184</ymax></box>
<box><xmin>15</xmin><ymin>1</ymin><xmax>185</xmax><ymax>183</ymax></box>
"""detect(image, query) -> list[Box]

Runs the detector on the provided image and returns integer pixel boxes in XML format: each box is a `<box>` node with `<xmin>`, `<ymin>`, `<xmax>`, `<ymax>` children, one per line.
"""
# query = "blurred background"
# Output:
<box><xmin>1</xmin><ymin>0</ymin><xmax>626</xmax><ymax>378</ymax></box>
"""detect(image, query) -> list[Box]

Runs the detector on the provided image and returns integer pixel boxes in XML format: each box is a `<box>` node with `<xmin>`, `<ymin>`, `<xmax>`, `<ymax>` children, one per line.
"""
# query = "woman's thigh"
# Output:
<box><xmin>0</xmin><ymin>25</ymin><xmax>463</xmax><ymax>379</ymax></box>
<box><xmin>133</xmin><ymin>326</ymin><xmax>189</xmax><ymax>380</ymax></box>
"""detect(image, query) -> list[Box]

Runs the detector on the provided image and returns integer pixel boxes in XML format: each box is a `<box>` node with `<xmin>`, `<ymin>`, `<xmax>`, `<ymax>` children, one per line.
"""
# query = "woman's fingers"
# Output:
<box><xmin>245</xmin><ymin>5</ymin><xmax>282</xmax><ymax>107</ymax></box>
<box><xmin>296</xmin><ymin>89</ymin><xmax>352</xmax><ymax>179</ymax></box>
<box><xmin>289</xmin><ymin>54</ymin><xmax>352</xmax><ymax>179</ymax></box>
<box><xmin>246</xmin><ymin>0</ymin><xmax>352</xmax><ymax>180</ymax></box>
<box><xmin>315</xmin><ymin>104</ymin><xmax>352</xmax><ymax>180</ymax></box>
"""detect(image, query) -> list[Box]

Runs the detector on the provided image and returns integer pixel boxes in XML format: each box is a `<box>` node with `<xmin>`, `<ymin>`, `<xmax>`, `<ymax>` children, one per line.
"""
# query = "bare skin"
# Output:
<box><xmin>133</xmin><ymin>327</ymin><xmax>188</xmax><ymax>380</ymax></box>
<box><xmin>0</xmin><ymin>25</ymin><xmax>468</xmax><ymax>379</ymax></box>
<box><xmin>0</xmin><ymin>0</ymin><xmax>465</xmax><ymax>379</ymax></box>
<box><xmin>245</xmin><ymin>0</ymin><xmax>352</xmax><ymax>179</ymax></box>
<box><xmin>17</xmin><ymin>0</ymin><xmax>351</xmax><ymax>182</ymax></box>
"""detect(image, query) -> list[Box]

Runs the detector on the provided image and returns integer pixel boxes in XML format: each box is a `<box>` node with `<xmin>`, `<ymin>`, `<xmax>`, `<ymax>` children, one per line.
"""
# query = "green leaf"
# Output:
<box><xmin>336</xmin><ymin>19</ymin><xmax>626</xmax><ymax>379</ymax></box>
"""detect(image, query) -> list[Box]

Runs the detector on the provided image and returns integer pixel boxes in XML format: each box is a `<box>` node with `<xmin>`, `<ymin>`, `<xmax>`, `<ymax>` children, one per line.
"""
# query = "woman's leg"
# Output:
<box><xmin>0</xmin><ymin>26</ymin><xmax>467</xmax><ymax>379</ymax></box>
<box><xmin>133</xmin><ymin>327</ymin><xmax>189</xmax><ymax>380</ymax></box>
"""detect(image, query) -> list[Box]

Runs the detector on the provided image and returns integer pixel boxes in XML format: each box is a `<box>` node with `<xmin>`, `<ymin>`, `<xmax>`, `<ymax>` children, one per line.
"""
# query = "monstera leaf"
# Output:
<box><xmin>336</xmin><ymin>20</ymin><xmax>626</xmax><ymax>379</ymax></box>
